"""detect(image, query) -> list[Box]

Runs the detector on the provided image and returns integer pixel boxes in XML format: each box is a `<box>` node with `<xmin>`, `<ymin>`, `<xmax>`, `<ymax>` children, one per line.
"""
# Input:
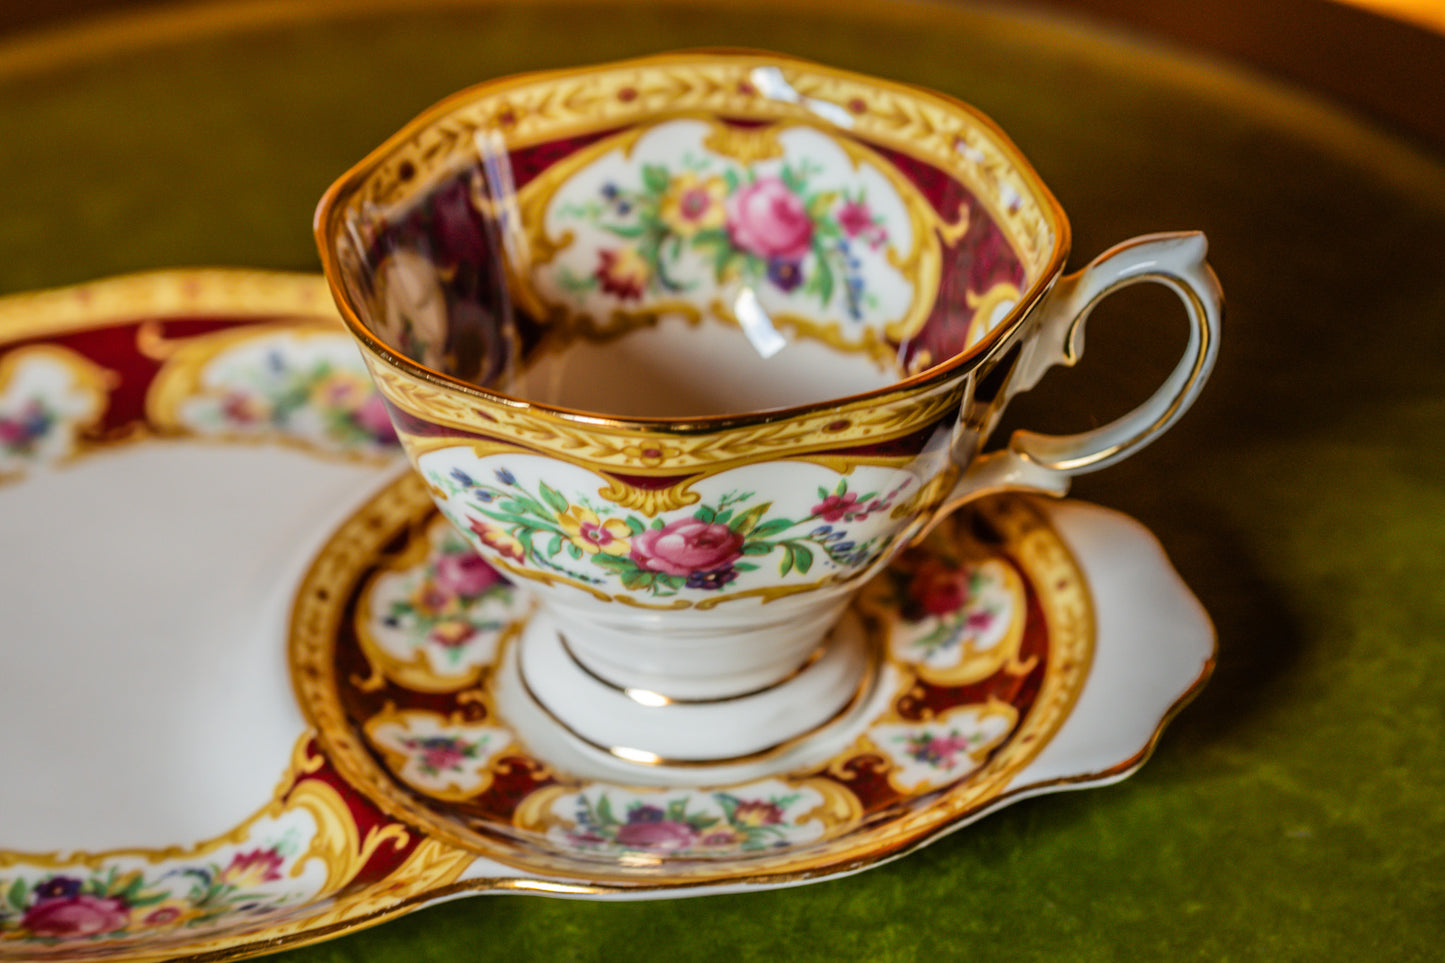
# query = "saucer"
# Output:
<box><xmin>0</xmin><ymin>270</ymin><xmax>1214</xmax><ymax>960</ymax></box>
<box><xmin>0</xmin><ymin>270</ymin><xmax>445</xmax><ymax>962</ymax></box>
<box><xmin>290</xmin><ymin>475</ymin><xmax>1215</xmax><ymax>890</ymax></box>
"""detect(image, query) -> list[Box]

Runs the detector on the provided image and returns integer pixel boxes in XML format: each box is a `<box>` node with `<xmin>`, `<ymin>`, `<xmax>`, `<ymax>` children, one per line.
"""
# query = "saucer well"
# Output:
<box><xmin>290</xmin><ymin>475</ymin><xmax>1212</xmax><ymax>890</ymax></box>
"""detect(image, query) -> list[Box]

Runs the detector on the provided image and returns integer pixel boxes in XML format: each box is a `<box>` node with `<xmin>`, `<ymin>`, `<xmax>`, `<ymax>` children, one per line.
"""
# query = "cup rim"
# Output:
<box><xmin>314</xmin><ymin>48</ymin><xmax>1073</xmax><ymax>432</ymax></box>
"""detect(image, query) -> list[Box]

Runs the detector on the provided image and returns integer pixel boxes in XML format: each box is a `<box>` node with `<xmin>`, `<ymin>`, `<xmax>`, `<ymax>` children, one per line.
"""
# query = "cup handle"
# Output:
<box><xmin>922</xmin><ymin>231</ymin><xmax>1223</xmax><ymax>533</ymax></box>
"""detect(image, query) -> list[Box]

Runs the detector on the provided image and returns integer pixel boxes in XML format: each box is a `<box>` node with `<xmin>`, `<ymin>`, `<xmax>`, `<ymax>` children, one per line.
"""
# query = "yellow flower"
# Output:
<box><xmin>556</xmin><ymin>505</ymin><xmax>632</xmax><ymax>556</ymax></box>
<box><xmin>659</xmin><ymin>173</ymin><xmax>728</xmax><ymax>237</ymax></box>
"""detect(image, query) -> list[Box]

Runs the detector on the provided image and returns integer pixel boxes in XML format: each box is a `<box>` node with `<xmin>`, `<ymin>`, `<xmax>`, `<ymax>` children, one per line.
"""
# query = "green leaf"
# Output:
<box><xmin>780</xmin><ymin>164</ymin><xmax>806</xmax><ymax>194</ymax></box>
<box><xmin>621</xmin><ymin>570</ymin><xmax>655</xmax><ymax>590</ymax></box>
<box><xmin>835</xmin><ymin>479</ymin><xmax>848</xmax><ymax>495</ymax></box>
<box><xmin>749</xmin><ymin>518</ymin><xmax>796</xmax><ymax>539</ymax></box>
<box><xmin>733</xmin><ymin>561</ymin><xmax>759</xmax><ymax>572</ymax></box>
<box><xmin>792</xmin><ymin>544</ymin><xmax>815</xmax><ymax>574</ymax></box>
<box><xmin>729</xmin><ymin>502</ymin><xmax>771</xmax><ymax>534</ymax></box>
<box><xmin>566</xmin><ymin>542</ymin><xmax>583</xmax><ymax>560</ymax></box>
<box><xmin>715</xmin><ymin>509</ymin><xmax>733</xmax><ymax>525</ymax></box>
<box><xmin>642</xmin><ymin>164</ymin><xmax>671</xmax><ymax>195</ymax></box>
<box><xmin>625</xmin><ymin>516</ymin><xmax>647</xmax><ymax>535</ymax></box>
<box><xmin>666</xmin><ymin>799</ymin><xmax>689</xmax><ymax>821</ymax></box>
<box><xmin>722</xmin><ymin>167</ymin><xmax>741</xmax><ymax>193</ymax></box>
<box><xmin>741</xmin><ymin>542</ymin><xmax>774</xmax><ymax>556</ymax></box>
<box><xmin>779</xmin><ymin>545</ymin><xmax>795</xmax><ymax>577</ymax></box>
<box><xmin>592</xmin><ymin>553</ymin><xmax>635</xmax><ymax>571</ymax></box>
<box><xmin>596</xmin><ymin>795</ymin><xmax>617</xmax><ymax>827</ymax></box>
<box><xmin>7</xmin><ymin>877</ymin><xmax>27</xmax><ymax>910</ymax></box>
<box><xmin>817</xmin><ymin>486</ymin><xmax>830</xmax><ymax>500</ymax></box>
<box><xmin>604</xmin><ymin>223</ymin><xmax>648</xmax><ymax>239</ymax></box>
<box><xmin>694</xmin><ymin>506</ymin><xmax>716</xmax><ymax>524</ymax></box>
<box><xmin>814</xmin><ymin>253</ymin><xmax>835</xmax><ymax>306</ymax></box>
<box><xmin>547</xmin><ymin>533</ymin><xmax>563</xmax><ymax>557</ymax></box>
<box><xmin>538</xmin><ymin>482</ymin><xmax>570</xmax><ymax>515</ymax></box>
<box><xmin>693</xmin><ymin>227</ymin><xmax>730</xmax><ymax>250</ymax></box>
<box><xmin>651</xmin><ymin>518</ymin><xmax>666</xmax><ymax>529</ymax></box>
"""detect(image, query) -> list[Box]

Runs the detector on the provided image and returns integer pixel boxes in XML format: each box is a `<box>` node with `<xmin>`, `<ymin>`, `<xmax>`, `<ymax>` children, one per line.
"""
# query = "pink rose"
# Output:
<box><xmin>726</xmin><ymin>177</ymin><xmax>813</xmax><ymax>261</ymax></box>
<box><xmin>630</xmin><ymin>518</ymin><xmax>744</xmax><ymax>577</ymax></box>
<box><xmin>22</xmin><ymin>895</ymin><xmax>130</xmax><ymax>938</ymax></box>
<box><xmin>353</xmin><ymin>393</ymin><xmax>398</xmax><ymax>443</ymax></box>
<box><xmin>433</xmin><ymin>551</ymin><xmax>502</xmax><ymax>598</ymax></box>
<box><xmin>837</xmin><ymin>199</ymin><xmax>874</xmax><ymax>237</ymax></box>
<box><xmin>906</xmin><ymin>559</ymin><xmax>971</xmax><ymax>617</ymax></box>
<box><xmin>614</xmin><ymin>819</ymin><xmax>698</xmax><ymax>852</ymax></box>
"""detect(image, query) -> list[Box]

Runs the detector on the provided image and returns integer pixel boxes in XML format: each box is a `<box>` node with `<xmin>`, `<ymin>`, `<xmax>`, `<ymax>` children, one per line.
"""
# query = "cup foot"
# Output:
<box><xmin>495</xmin><ymin>608</ymin><xmax>893</xmax><ymax>785</ymax></box>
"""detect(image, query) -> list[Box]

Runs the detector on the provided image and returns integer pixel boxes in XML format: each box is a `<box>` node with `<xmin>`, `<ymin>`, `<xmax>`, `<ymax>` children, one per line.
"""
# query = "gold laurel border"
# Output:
<box><xmin>369</xmin><ymin>354</ymin><xmax>963</xmax><ymax>473</ymax></box>
<box><xmin>347</xmin><ymin>53</ymin><xmax>1059</xmax><ymax>279</ymax></box>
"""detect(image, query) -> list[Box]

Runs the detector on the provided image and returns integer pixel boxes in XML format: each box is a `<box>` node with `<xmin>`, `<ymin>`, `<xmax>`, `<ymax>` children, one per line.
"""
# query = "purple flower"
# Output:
<box><xmin>685</xmin><ymin>567</ymin><xmax>739</xmax><ymax>591</ymax></box>
<box><xmin>33</xmin><ymin>877</ymin><xmax>82</xmax><ymax>902</ymax></box>
<box><xmin>766</xmin><ymin>258</ymin><xmax>804</xmax><ymax>293</ymax></box>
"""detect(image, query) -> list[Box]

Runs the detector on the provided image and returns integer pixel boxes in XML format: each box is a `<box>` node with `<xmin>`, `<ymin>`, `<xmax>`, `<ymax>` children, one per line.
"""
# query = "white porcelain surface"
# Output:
<box><xmin>0</xmin><ymin>442</ymin><xmax>389</xmax><ymax>853</ymax></box>
<box><xmin>0</xmin><ymin>271</ymin><xmax>1213</xmax><ymax>960</ymax></box>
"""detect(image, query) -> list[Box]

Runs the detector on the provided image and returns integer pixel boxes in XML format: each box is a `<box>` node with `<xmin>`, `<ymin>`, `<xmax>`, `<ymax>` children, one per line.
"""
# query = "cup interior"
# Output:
<box><xmin>321</xmin><ymin>54</ymin><xmax>1065</xmax><ymax>419</ymax></box>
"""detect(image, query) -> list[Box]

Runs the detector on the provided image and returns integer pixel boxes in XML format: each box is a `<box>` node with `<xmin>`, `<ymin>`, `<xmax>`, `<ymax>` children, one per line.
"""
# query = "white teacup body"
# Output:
<box><xmin>318</xmin><ymin>51</ymin><xmax>1222</xmax><ymax>769</ymax></box>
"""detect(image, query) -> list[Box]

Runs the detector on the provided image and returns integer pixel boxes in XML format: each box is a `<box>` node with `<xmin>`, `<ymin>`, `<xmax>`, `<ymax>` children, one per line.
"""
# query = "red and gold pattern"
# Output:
<box><xmin>289</xmin><ymin>471</ymin><xmax>1094</xmax><ymax>886</ymax></box>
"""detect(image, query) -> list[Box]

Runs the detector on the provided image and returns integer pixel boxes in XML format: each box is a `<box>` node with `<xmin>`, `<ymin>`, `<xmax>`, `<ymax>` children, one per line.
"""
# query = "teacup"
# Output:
<box><xmin>315</xmin><ymin>50</ymin><xmax>1221</xmax><ymax>770</ymax></box>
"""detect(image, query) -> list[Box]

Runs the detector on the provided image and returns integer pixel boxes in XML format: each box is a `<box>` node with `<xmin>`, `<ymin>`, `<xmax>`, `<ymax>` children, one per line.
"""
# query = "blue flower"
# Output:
<box><xmin>601</xmin><ymin>182</ymin><xmax>620</xmax><ymax>201</ymax></box>
<box><xmin>495</xmin><ymin>468</ymin><xmax>517</xmax><ymax>486</ymax></box>
<box><xmin>833</xmin><ymin>541</ymin><xmax>856</xmax><ymax>553</ymax></box>
<box><xmin>810</xmin><ymin>525</ymin><xmax>833</xmax><ymax>538</ymax></box>
<box><xmin>450</xmin><ymin>467</ymin><xmax>476</xmax><ymax>488</ymax></box>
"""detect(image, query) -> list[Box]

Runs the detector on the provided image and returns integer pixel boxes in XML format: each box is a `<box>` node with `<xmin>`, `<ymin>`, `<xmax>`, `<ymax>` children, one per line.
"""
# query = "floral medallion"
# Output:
<box><xmin>355</xmin><ymin>515</ymin><xmax>532</xmax><ymax>691</ymax></box>
<box><xmin>145</xmin><ymin>321</ymin><xmax>399</xmax><ymax>459</ymax></box>
<box><xmin>0</xmin><ymin>346</ymin><xmax>111</xmax><ymax>480</ymax></box>
<box><xmin>521</xmin><ymin>119</ymin><xmax>949</xmax><ymax>362</ymax></box>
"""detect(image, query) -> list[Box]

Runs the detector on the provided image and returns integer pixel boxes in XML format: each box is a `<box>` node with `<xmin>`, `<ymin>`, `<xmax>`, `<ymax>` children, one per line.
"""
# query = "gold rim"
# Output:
<box><xmin>314</xmin><ymin>48</ymin><xmax>1071</xmax><ymax>437</ymax></box>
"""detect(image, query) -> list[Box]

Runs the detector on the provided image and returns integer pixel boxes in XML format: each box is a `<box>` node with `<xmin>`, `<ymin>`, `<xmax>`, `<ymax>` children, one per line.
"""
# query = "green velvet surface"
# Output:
<box><xmin>2</xmin><ymin>1</ymin><xmax>1441</xmax><ymax>958</ymax></box>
